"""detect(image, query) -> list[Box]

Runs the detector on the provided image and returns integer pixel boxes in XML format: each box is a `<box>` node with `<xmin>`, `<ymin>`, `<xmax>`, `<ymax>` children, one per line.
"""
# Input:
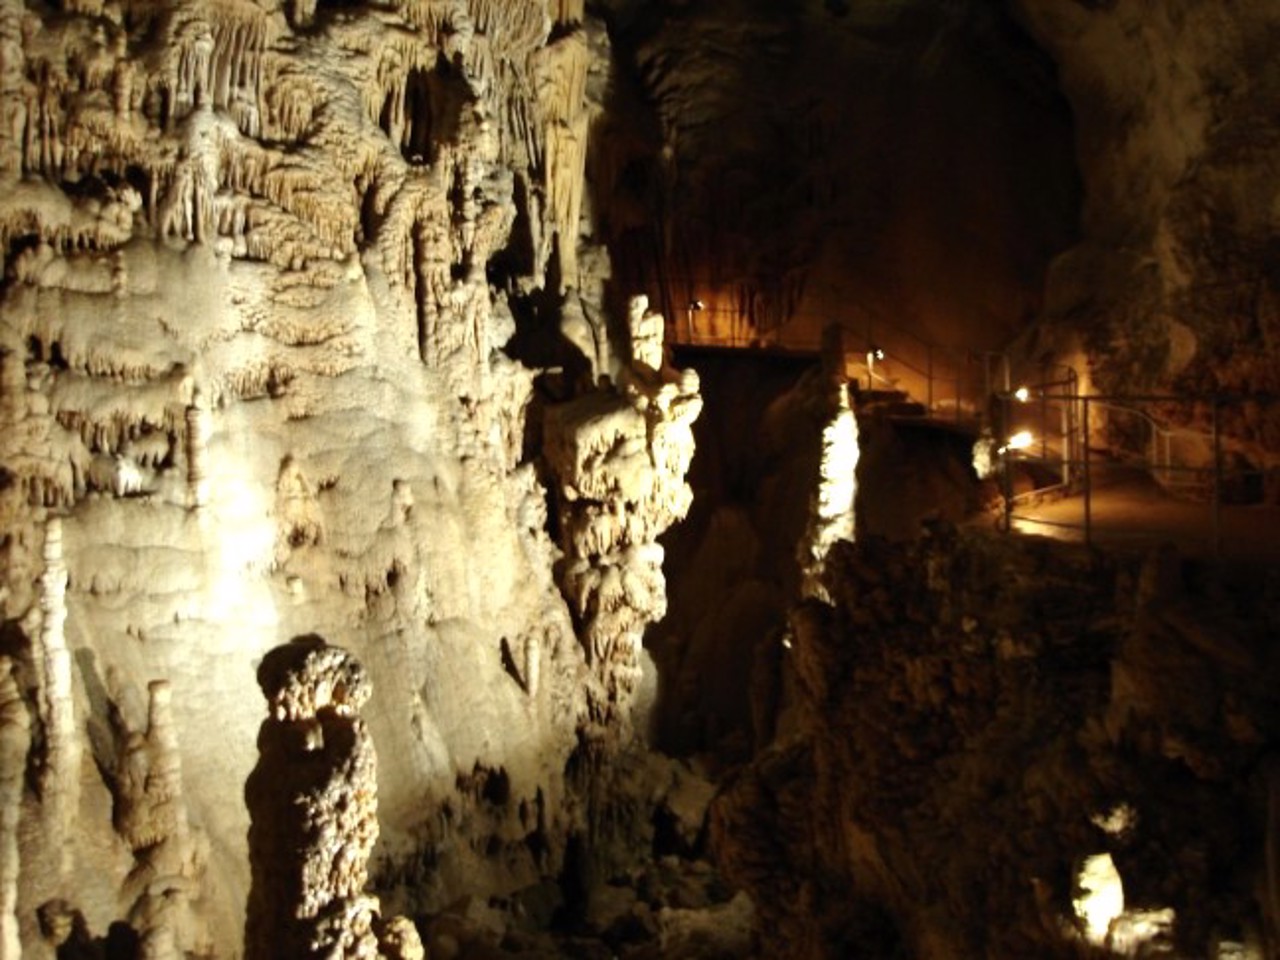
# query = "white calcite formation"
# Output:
<box><xmin>797</xmin><ymin>381</ymin><xmax>858</xmax><ymax>602</ymax></box>
<box><xmin>545</xmin><ymin>295</ymin><xmax>701</xmax><ymax>732</ymax></box>
<box><xmin>0</xmin><ymin>659</ymin><xmax>28</xmax><ymax>960</ymax></box>
<box><xmin>0</xmin><ymin>0</ymin><xmax>697</xmax><ymax>952</ymax></box>
<box><xmin>245</xmin><ymin>638</ymin><xmax>422</xmax><ymax>960</ymax></box>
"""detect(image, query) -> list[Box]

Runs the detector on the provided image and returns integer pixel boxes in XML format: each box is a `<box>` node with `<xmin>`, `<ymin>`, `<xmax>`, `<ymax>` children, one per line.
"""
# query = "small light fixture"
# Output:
<box><xmin>1014</xmin><ymin>386</ymin><xmax>1030</xmax><ymax>403</ymax></box>
<box><xmin>868</xmin><ymin>345</ymin><xmax>885</xmax><ymax>362</ymax></box>
<box><xmin>685</xmin><ymin>299</ymin><xmax>705</xmax><ymax>340</ymax></box>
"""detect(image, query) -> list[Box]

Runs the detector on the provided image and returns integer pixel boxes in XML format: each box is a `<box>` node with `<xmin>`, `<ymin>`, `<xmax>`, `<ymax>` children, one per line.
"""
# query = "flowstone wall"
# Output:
<box><xmin>0</xmin><ymin>1</ymin><xmax>700</xmax><ymax>954</ymax></box>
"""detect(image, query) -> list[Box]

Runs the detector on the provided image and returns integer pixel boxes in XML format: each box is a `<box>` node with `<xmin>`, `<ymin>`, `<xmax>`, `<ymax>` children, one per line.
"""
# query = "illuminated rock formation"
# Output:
<box><xmin>104</xmin><ymin>678</ymin><xmax>212</xmax><ymax>960</ymax></box>
<box><xmin>36</xmin><ymin>517</ymin><xmax>77</xmax><ymax>865</ymax></box>
<box><xmin>545</xmin><ymin>295</ymin><xmax>701</xmax><ymax>731</ymax></box>
<box><xmin>714</xmin><ymin>530</ymin><xmax>1277</xmax><ymax>959</ymax></box>
<box><xmin>0</xmin><ymin>0</ymin><xmax>649</xmax><ymax>949</ymax></box>
<box><xmin>245</xmin><ymin>637</ymin><xmax>422</xmax><ymax>960</ymax></box>
<box><xmin>797</xmin><ymin>382</ymin><xmax>858</xmax><ymax>601</ymax></box>
<box><xmin>0</xmin><ymin>659</ymin><xmax>28</xmax><ymax>960</ymax></box>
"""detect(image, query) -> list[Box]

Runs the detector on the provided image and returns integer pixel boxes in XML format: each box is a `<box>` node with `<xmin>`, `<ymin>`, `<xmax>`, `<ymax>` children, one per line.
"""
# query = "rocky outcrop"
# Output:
<box><xmin>245</xmin><ymin>637</ymin><xmax>422</xmax><ymax>960</ymax></box>
<box><xmin>713</xmin><ymin>528</ymin><xmax>1278</xmax><ymax>958</ymax></box>
<box><xmin>0</xmin><ymin>0</ymin><xmax>690</xmax><ymax>951</ymax></box>
<box><xmin>1011</xmin><ymin>0</ymin><xmax>1280</xmax><ymax>480</ymax></box>
<box><xmin>0</xmin><ymin>658</ymin><xmax>28</xmax><ymax>960</ymax></box>
<box><xmin>545</xmin><ymin>295</ymin><xmax>701</xmax><ymax>733</ymax></box>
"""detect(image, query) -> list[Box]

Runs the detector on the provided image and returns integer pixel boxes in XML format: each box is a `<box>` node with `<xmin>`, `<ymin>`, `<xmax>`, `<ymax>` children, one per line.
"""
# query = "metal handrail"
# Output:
<box><xmin>1000</xmin><ymin>391</ymin><xmax>1279</xmax><ymax>557</ymax></box>
<box><xmin>672</xmin><ymin>309</ymin><xmax>1001</xmax><ymax>425</ymax></box>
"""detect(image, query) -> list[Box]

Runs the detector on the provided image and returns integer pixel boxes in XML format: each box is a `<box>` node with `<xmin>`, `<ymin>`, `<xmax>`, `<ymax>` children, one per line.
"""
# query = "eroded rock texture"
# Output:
<box><xmin>1011</xmin><ymin>0</ymin><xmax>1280</xmax><ymax>477</ymax></box>
<box><xmin>545</xmin><ymin>294</ymin><xmax>701</xmax><ymax>734</ymax></box>
<box><xmin>0</xmin><ymin>0</ymin><xmax>699</xmax><ymax>951</ymax></box>
<box><xmin>713</xmin><ymin>529</ymin><xmax>1280</xmax><ymax>959</ymax></box>
<box><xmin>246</xmin><ymin>638</ymin><xmax>422</xmax><ymax>960</ymax></box>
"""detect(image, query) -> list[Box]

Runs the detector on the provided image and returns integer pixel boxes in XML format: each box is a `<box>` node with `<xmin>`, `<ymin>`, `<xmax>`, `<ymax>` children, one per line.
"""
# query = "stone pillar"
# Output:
<box><xmin>0</xmin><ymin>659</ymin><xmax>30</xmax><ymax>959</ymax></box>
<box><xmin>245</xmin><ymin>636</ymin><xmax>422</xmax><ymax>960</ymax></box>
<box><xmin>185</xmin><ymin>392</ymin><xmax>210</xmax><ymax>509</ymax></box>
<box><xmin>38</xmin><ymin>517</ymin><xmax>77</xmax><ymax>865</ymax></box>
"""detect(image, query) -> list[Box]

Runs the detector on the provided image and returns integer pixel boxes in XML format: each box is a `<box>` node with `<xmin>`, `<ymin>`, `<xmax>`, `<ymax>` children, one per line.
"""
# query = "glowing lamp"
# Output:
<box><xmin>1074</xmin><ymin>853</ymin><xmax>1124</xmax><ymax>944</ymax></box>
<box><xmin>1014</xmin><ymin>386</ymin><xmax>1030</xmax><ymax>402</ymax></box>
<box><xmin>1006</xmin><ymin>430</ymin><xmax>1034</xmax><ymax>451</ymax></box>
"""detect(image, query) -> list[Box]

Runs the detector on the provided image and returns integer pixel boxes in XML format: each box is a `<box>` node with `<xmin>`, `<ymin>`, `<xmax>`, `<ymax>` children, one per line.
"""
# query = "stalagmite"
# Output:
<box><xmin>112</xmin><ymin>678</ymin><xmax>204</xmax><ymax>960</ymax></box>
<box><xmin>38</xmin><ymin>516</ymin><xmax>77</xmax><ymax>854</ymax></box>
<box><xmin>545</xmin><ymin>296</ymin><xmax>701</xmax><ymax>729</ymax></box>
<box><xmin>0</xmin><ymin>659</ymin><xmax>29</xmax><ymax>960</ymax></box>
<box><xmin>245</xmin><ymin>637</ymin><xmax>422</xmax><ymax>960</ymax></box>
<box><xmin>798</xmin><ymin>381</ymin><xmax>858</xmax><ymax>601</ymax></box>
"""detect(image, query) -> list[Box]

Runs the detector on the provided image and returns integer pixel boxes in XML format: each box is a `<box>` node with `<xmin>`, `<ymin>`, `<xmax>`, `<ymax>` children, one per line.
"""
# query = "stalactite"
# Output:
<box><xmin>0</xmin><ymin>0</ymin><xmax>25</xmax><ymax>181</ymax></box>
<box><xmin>532</xmin><ymin>29</ymin><xmax>592</xmax><ymax>288</ymax></box>
<box><xmin>552</xmin><ymin>0</ymin><xmax>584</xmax><ymax>25</ymax></box>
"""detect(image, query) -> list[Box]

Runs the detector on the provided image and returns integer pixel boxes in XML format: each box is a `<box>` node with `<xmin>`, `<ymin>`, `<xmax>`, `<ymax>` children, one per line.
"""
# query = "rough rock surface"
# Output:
<box><xmin>1010</xmin><ymin>0</ymin><xmax>1280</xmax><ymax>480</ymax></box>
<box><xmin>245</xmin><ymin>637</ymin><xmax>422</xmax><ymax>960</ymax></box>
<box><xmin>0</xmin><ymin>0</ymin><xmax>700</xmax><ymax>951</ymax></box>
<box><xmin>712</xmin><ymin>528</ymin><xmax>1279</xmax><ymax>958</ymax></box>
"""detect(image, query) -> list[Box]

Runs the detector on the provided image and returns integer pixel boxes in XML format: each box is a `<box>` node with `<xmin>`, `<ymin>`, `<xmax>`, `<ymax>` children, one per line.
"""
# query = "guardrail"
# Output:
<box><xmin>670</xmin><ymin>309</ymin><xmax>1004</xmax><ymax>427</ymax></box>
<box><xmin>998</xmin><ymin>391</ymin><xmax>1279</xmax><ymax>557</ymax></box>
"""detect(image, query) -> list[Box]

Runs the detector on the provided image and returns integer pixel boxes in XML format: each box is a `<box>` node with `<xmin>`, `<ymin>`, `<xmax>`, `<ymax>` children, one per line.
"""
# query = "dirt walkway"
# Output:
<box><xmin>1002</xmin><ymin>466</ymin><xmax>1280</xmax><ymax>564</ymax></box>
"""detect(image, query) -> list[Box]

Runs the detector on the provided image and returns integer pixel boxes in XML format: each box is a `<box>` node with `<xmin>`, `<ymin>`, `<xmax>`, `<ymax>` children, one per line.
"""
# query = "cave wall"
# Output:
<box><xmin>0</xmin><ymin>0</ymin><xmax>702</xmax><ymax>954</ymax></box>
<box><xmin>714</xmin><ymin>530</ymin><xmax>1280</xmax><ymax>959</ymax></box>
<box><xmin>593</xmin><ymin>0</ymin><xmax>1081</xmax><ymax>357</ymax></box>
<box><xmin>1010</xmin><ymin>0</ymin><xmax>1280</xmax><ymax>473</ymax></box>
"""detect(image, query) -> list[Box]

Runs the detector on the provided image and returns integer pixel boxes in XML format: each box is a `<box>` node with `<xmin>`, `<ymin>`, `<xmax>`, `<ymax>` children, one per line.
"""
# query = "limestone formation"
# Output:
<box><xmin>0</xmin><ymin>659</ymin><xmax>29</xmax><ymax>960</ymax></box>
<box><xmin>714</xmin><ymin>530</ymin><xmax>1278</xmax><ymax>959</ymax></box>
<box><xmin>0</xmin><ymin>0</ymin><xmax>647</xmax><ymax>948</ymax></box>
<box><xmin>797</xmin><ymin>381</ymin><xmax>858</xmax><ymax>601</ymax></box>
<box><xmin>544</xmin><ymin>295</ymin><xmax>701</xmax><ymax>730</ymax></box>
<box><xmin>37</xmin><ymin>516</ymin><xmax>77</xmax><ymax>858</ymax></box>
<box><xmin>0</xmin><ymin>0</ymin><xmax>1272</xmax><ymax>955</ymax></box>
<box><xmin>185</xmin><ymin>392</ymin><xmax>211</xmax><ymax>509</ymax></box>
<box><xmin>246</xmin><ymin>637</ymin><xmax>422</xmax><ymax>960</ymax></box>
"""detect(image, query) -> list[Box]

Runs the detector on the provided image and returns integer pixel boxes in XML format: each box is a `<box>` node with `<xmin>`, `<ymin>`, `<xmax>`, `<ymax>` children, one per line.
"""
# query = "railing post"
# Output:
<box><xmin>1083</xmin><ymin>396</ymin><xmax>1092</xmax><ymax>547</ymax></box>
<box><xmin>1002</xmin><ymin>446</ymin><xmax>1012</xmax><ymax>534</ymax></box>
<box><xmin>1212</xmin><ymin>397</ymin><xmax>1222</xmax><ymax>558</ymax></box>
<box><xmin>1060</xmin><ymin>391</ymin><xmax>1071</xmax><ymax>487</ymax></box>
<box><xmin>1040</xmin><ymin>383</ymin><xmax>1048</xmax><ymax>462</ymax></box>
<box><xmin>926</xmin><ymin>345</ymin><xmax>934</xmax><ymax>413</ymax></box>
